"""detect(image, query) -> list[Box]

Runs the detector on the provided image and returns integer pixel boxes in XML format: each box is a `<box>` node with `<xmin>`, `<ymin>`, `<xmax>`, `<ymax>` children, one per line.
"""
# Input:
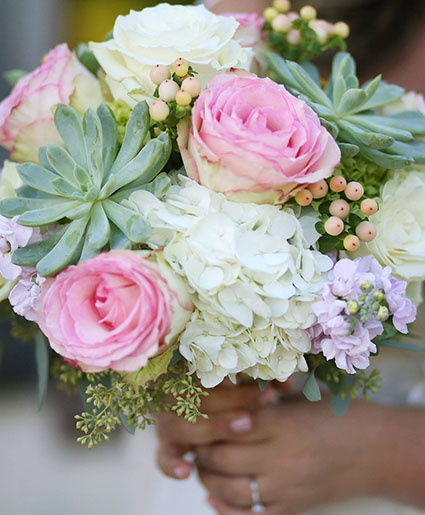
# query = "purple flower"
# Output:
<box><xmin>0</xmin><ymin>215</ymin><xmax>39</xmax><ymax>280</ymax></box>
<box><xmin>9</xmin><ymin>267</ymin><xmax>45</xmax><ymax>321</ymax></box>
<box><xmin>380</xmin><ymin>268</ymin><xmax>416</xmax><ymax>333</ymax></box>
<box><xmin>309</xmin><ymin>256</ymin><xmax>416</xmax><ymax>374</ymax></box>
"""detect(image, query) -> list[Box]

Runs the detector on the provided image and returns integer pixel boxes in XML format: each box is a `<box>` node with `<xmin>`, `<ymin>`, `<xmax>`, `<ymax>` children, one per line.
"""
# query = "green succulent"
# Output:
<box><xmin>267</xmin><ymin>51</ymin><xmax>425</xmax><ymax>169</ymax></box>
<box><xmin>0</xmin><ymin>101</ymin><xmax>172</xmax><ymax>276</ymax></box>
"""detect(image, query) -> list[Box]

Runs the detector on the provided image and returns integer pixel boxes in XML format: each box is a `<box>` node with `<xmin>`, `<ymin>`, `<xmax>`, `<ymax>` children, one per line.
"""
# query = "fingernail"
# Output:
<box><xmin>174</xmin><ymin>464</ymin><xmax>191</xmax><ymax>478</ymax></box>
<box><xmin>208</xmin><ymin>497</ymin><xmax>217</xmax><ymax>507</ymax></box>
<box><xmin>260</xmin><ymin>388</ymin><xmax>278</xmax><ymax>406</ymax></box>
<box><xmin>230</xmin><ymin>415</ymin><xmax>252</xmax><ymax>433</ymax></box>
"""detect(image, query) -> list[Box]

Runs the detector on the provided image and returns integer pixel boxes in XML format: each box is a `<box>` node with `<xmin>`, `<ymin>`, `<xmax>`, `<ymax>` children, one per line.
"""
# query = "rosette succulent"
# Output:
<box><xmin>0</xmin><ymin>101</ymin><xmax>172</xmax><ymax>276</ymax></box>
<box><xmin>268</xmin><ymin>51</ymin><xmax>425</xmax><ymax>169</ymax></box>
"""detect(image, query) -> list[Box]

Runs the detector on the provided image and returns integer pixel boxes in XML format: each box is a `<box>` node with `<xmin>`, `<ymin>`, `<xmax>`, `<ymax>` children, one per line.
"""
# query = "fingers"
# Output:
<box><xmin>157</xmin><ymin>440</ymin><xmax>193</xmax><ymax>480</ymax></box>
<box><xmin>196</xmin><ymin>442</ymin><xmax>270</xmax><ymax>476</ymax></box>
<box><xmin>201</xmin><ymin>384</ymin><xmax>278</xmax><ymax>414</ymax></box>
<box><xmin>208</xmin><ymin>497</ymin><xmax>280</xmax><ymax>515</ymax></box>
<box><xmin>157</xmin><ymin>409</ymin><xmax>254</xmax><ymax>447</ymax></box>
<box><xmin>198</xmin><ymin>469</ymin><xmax>252</xmax><ymax>508</ymax></box>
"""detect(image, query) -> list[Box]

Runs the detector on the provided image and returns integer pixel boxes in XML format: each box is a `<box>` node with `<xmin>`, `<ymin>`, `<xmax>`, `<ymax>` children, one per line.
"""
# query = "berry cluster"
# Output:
<box><xmin>149</xmin><ymin>58</ymin><xmax>201</xmax><ymax>129</ymax></box>
<box><xmin>263</xmin><ymin>1</ymin><xmax>349</xmax><ymax>62</ymax></box>
<box><xmin>294</xmin><ymin>176</ymin><xmax>378</xmax><ymax>253</ymax></box>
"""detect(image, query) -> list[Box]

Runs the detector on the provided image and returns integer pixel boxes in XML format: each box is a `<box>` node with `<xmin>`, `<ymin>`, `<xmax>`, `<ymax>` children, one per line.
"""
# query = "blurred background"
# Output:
<box><xmin>0</xmin><ymin>1</ymin><xmax>424</xmax><ymax>514</ymax></box>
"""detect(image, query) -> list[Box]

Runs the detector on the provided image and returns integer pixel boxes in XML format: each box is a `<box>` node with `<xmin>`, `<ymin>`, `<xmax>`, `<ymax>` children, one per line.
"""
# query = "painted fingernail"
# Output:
<box><xmin>230</xmin><ymin>415</ymin><xmax>252</xmax><ymax>433</ymax></box>
<box><xmin>174</xmin><ymin>464</ymin><xmax>191</xmax><ymax>478</ymax></box>
<box><xmin>208</xmin><ymin>497</ymin><xmax>218</xmax><ymax>507</ymax></box>
<box><xmin>260</xmin><ymin>388</ymin><xmax>278</xmax><ymax>405</ymax></box>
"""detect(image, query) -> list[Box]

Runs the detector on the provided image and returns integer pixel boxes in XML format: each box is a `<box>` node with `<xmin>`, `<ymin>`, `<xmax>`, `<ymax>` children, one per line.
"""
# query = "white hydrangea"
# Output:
<box><xmin>128</xmin><ymin>177</ymin><xmax>332</xmax><ymax>387</ymax></box>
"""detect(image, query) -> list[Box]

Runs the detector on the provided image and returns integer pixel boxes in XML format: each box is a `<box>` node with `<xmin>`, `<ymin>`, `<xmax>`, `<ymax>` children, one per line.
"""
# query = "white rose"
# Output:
<box><xmin>89</xmin><ymin>4</ymin><xmax>252</xmax><ymax>104</ymax></box>
<box><xmin>368</xmin><ymin>171</ymin><xmax>425</xmax><ymax>282</ymax></box>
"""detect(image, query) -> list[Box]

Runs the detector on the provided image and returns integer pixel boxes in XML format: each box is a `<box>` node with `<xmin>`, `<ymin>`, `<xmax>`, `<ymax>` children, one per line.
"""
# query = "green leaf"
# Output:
<box><xmin>17</xmin><ymin>163</ymin><xmax>65</xmax><ymax>197</ymax></box>
<box><xmin>83</xmin><ymin>109</ymin><xmax>103</xmax><ymax>186</ymax></box>
<box><xmin>35</xmin><ymin>332</ymin><xmax>49</xmax><ymax>411</ymax></box>
<box><xmin>110</xmin><ymin>101</ymin><xmax>150</xmax><ymax>175</ymax></box>
<box><xmin>103</xmin><ymin>134</ymin><xmax>170</xmax><ymax>195</ymax></box>
<box><xmin>4</xmin><ymin>69</ymin><xmax>27</xmax><ymax>87</ymax></box>
<box><xmin>109</xmin><ymin>223</ymin><xmax>131</xmax><ymax>250</ymax></box>
<box><xmin>17</xmin><ymin>200</ymin><xmax>83</xmax><ymax>226</ymax></box>
<box><xmin>350</xmin><ymin>115</ymin><xmax>413</xmax><ymax>143</ymax></box>
<box><xmin>16</xmin><ymin>185</ymin><xmax>56</xmax><ymax>200</ymax></box>
<box><xmin>80</xmin><ymin>203</ymin><xmax>110</xmax><ymax>260</ymax></box>
<box><xmin>360</xmin><ymin>81</ymin><xmax>404</xmax><ymax>111</ymax></box>
<box><xmin>97</xmin><ymin>104</ymin><xmax>118</xmax><ymax>174</ymax></box>
<box><xmin>339</xmin><ymin>142</ymin><xmax>359</xmax><ymax>158</ymax></box>
<box><xmin>303</xmin><ymin>371</ymin><xmax>322</xmax><ymax>402</ymax></box>
<box><xmin>55</xmin><ymin>104</ymin><xmax>89</xmax><ymax>170</ymax></box>
<box><xmin>37</xmin><ymin>216</ymin><xmax>89</xmax><ymax>276</ymax></box>
<box><xmin>300</xmin><ymin>61</ymin><xmax>321</xmax><ymax>86</ymax></box>
<box><xmin>287</xmin><ymin>61</ymin><xmax>332</xmax><ymax>106</ymax></box>
<box><xmin>337</xmin><ymin>89</ymin><xmax>368</xmax><ymax>115</ymax></box>
<box><xmin>45</xmin><ymin>144</ymin><xmax>81</xmax><ymax>187</ymax></box>
<box><xmin>12</xmin><ymin>228</ymin><xmax>66</xmax><ymax>266</ymax></box>
<box><xmin>332</xmin><ymin>75</ymin><xmax>347</xmax><ymax>107</ymax></box>
<box><xmin>118</xmin><ymin>413</ymin><xmax>136</xmax><ymax>435</ymax></box>
<box><xmin>331</xmin><ymin>394</ymin><xmax>350</xmax><ymax>416</ymax></box>
<box><xmin>258</xmin><ymin>379</ymin><xmax>269</xmax><ymax>392</ymax></box>
<box><xmin>0</xmin><ymin>197</ymin><xmax>64</xmax><ymax>218</ymax></box>
<box><xmin>102</xmin><ymin>199</ymin><xmax>151</xmax><ymax>243</ymax></box>
<box><xmin>360</xmin><ymin>147</ymin><xmax>413</xmax><ymax>169</ymax></box>
<box><xmin>319</xmin><ymin>118</ymin><xmax>339</xmax><ymax>139</ymax></box>
<box><xmin>386</xmin><ymin>111</ymin><xmax>425</xmax><ymax>136</ymax></box>
<box><xmin>387</xmin><ymin>140</ymin><xmax>425</xmax><ymax>164</ymax></box>
<box><xmin>124</xmin><ymin>344</ymin><xmax>178</xmax><ymax>386</ymax></box>
<box><xmin>380</xmin><ymin>340</ymin><xmax>425</xmax><ymax>352</ymax></box>
<box><xmin>112</xmin><ymin>173</ymin><xmax>172</xmax><ymax>203</ymax></box>
<box><xmin>362</xmin><ymin>75</ymin><xmax>382</xmax><ymax>99</ymax></box>
<box><xmin>76</xmin><ymin>43</ymin><xmax>101</xmax><ymax>75</ymax></box>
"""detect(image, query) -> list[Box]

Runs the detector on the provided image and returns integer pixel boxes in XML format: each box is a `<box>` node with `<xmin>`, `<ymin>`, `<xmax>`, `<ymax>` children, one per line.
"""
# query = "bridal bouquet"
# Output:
<box><xmin>1</xmin><ymin>1</ymin><xmax>424</xmax><ymax>447</ymax></box>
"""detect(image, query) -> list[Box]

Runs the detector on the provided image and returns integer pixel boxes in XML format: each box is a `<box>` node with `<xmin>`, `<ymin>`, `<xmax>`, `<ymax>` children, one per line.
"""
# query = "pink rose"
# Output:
<box><xmin>0</xmin><ymin>44</ymin><xmax>102</xmax><ymax>163</ymax></box>
<box><xmin>223</xmin><ymin>13</ymin><xmax>264</xmax><ymax>48</ymax></box>
<box><xmin>37</xmin><ymin>251</ymin><xmax>193</xmax><ymax>373</ymax></box>
<box><xmin>181</xmin><ymin>74</ymin><xmax>340</xmax><ymax>204</ymax></box>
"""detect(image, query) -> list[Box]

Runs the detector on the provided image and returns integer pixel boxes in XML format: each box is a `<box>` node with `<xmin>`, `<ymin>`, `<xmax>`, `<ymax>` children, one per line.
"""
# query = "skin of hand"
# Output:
<box><xmin>156</xmin><ymin>387</ymin><xmax>425</xmax><ymax>515</ymax></box>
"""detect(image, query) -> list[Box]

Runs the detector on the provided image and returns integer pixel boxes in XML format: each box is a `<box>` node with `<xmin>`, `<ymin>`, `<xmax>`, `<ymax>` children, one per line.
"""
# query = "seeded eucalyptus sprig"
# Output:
<box><xmin>0</xmin><ymin>101</ymin><xmax>172</xmax><ymax>276</ymax></box>
<box><xmin>268</xmin><ymin>51</ymin><xmax>425</xmax><ymax>168</ymax></box>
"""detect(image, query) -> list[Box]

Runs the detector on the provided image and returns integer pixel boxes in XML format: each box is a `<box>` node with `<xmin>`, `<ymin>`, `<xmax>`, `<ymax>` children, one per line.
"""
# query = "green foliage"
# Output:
<box><xmin>265</xmin><ymin>17</ymin><xmax>345</xmax><ymax>63</ymax></box>
<box><xmin>76</xmin><ymin>44</ymin><xmax>101</xmax><ymax>76</ymax></box>
<box><xmin>267</xmin><ymin>51</ymin><xmax>425</xmax><ymax>169</ymax></box>
<box><xmin>74</xmin><ymin>360</ymin><xmax>208</xmax><ymax>449</ymax></box>
<box><xmin>51</xmin><ymin>358</ymin><xmax>84</xmax><ymax>394</ymax></box>
<box><xmin>0</xmin><ymin>101</ymin><xmax>172</xmax><ymax>276</ymax></box>
<box><xmin>0</xmin><ymin>301</ymin><xmax>38</xmax><ymax>343</ymax></box>
<box><xmin>307</xmin><ymin>354</ymin><xmax>382</xmax><ymax>403</ymax></box>
<box><xmin>338</xmin><ymin>157</ymin><xmax>390</xmax><ymax>197</ymax></box>
<box><xmin>302</xmin><ymin>370</ymin><xmax>322</xmax><ymax>402</ymax></box>
<box><xmin>35</xmin><ymin>332</ymin><xmax>49</xmax><ymax>410</ymax></box>
<box><xmin>107</xmin><ymin>100</ymin><xmax>132</xmax><ymax>145</ymax></box>
<box><xmin>3</xmin><ymin>69</ymin><xmax>28</xmax><ymax>87</ymax></box>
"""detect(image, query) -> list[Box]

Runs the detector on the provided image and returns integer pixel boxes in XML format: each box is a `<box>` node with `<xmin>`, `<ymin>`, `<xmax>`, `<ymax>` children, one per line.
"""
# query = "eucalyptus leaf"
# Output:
<box><xmin>331</xmin><ymin>394</ymin><xmax>350</xmax><ymax>416</ymax></box>
<box><xmin>303</xmin><ymin>371</ymin><xmax>322</xmax><ymax>402</ymax></box>
<box><xmin>35</xmin><ymin>332</ymin><xmax>49</xmax><ymax>411</ymax></box>
<box><xmin>118</xmin><ymin>413</ymin><xmax>136</xmax><ymax>435</ymax></box>
<box><xmin>380</xmin><ymin>340</ymin><xmax>425</xmax><ymax>352</ymax></box>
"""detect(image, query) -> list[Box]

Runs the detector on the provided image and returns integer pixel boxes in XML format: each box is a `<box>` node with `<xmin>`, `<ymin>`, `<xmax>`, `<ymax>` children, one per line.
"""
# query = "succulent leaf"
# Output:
<box><xmin>37</xmin><ymin>216</ymin><xmax>89</xmax><ymax>276</ymax></box>
<box><xmin>0</xmin><ymin>101</ymin><xmax>171</xmax><ymax>276</ymax></box>
<box><xmin>12</xmin><ymin>228</ymin><xmax>67</xmax><ymax>267</ymax></box>
<box><xmin>268</xmin><ymin>51</ymin><xmax>425</xmax><ymax>168</ymax></box>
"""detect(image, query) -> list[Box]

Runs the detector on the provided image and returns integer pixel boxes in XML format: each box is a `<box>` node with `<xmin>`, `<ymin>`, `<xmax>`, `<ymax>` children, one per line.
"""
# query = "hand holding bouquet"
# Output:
<box><xmin>0</xmin><ymin>1</ymin><xmax>424</xmax><ymax>448</ymax></box>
